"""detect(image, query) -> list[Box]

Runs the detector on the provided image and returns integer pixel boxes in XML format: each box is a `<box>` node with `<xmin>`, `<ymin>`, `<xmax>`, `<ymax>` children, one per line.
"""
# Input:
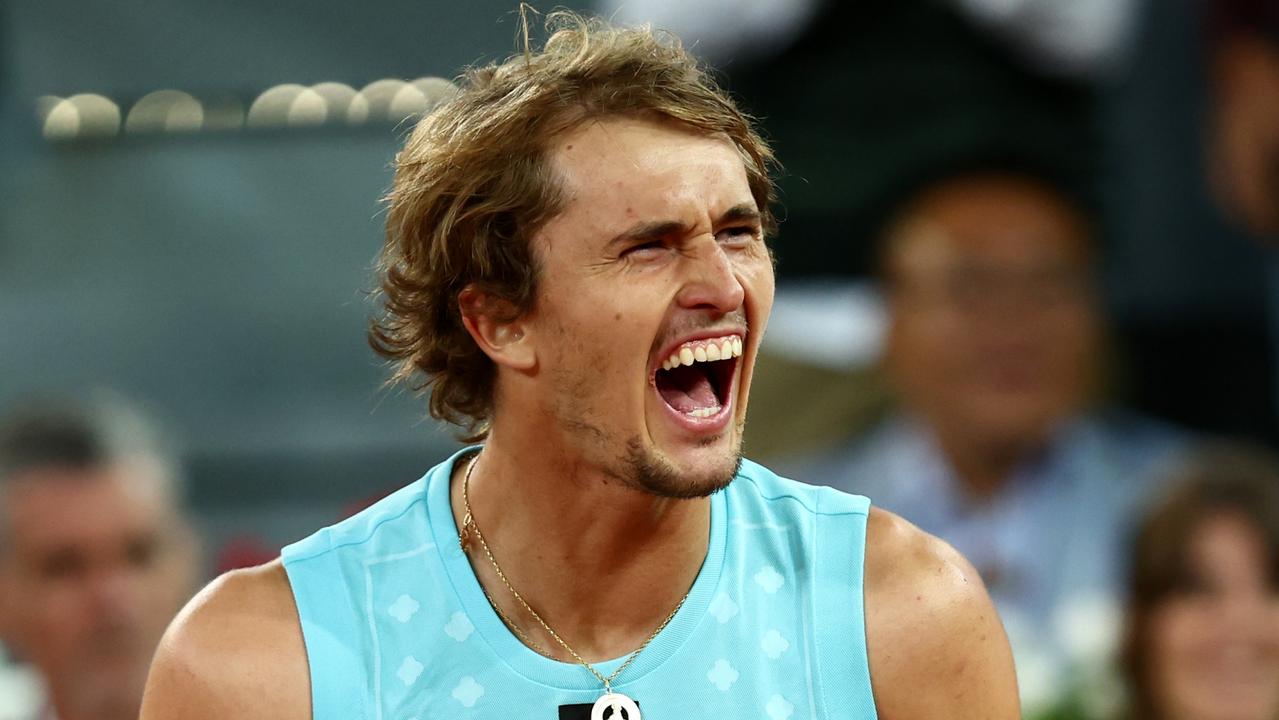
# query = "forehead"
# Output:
<box><xmin>1</xmin><ymin>460</ymin><xmax>175</xmax><ymax>551</ymax></box>
<box><xmin>890</xmin><ymin>176</ymin><xmax>1091</xmax><ymax>272</ymax></box>
<box><xmin>542</xmin><ymin>117</ymin><xmax>755</xmax><ymax>242</ymax></box>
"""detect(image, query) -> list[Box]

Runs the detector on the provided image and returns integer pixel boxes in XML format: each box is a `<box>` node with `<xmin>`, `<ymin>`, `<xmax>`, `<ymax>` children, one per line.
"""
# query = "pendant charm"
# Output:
<box><xmin>590</xmin><ymin>692</ymin><xmax>641</xmax><ymax>720</ymax></box>
<box><xmin>458</xmin><ymin>513</ymin><xmax>472</xmax><ymax>551</ymax></box>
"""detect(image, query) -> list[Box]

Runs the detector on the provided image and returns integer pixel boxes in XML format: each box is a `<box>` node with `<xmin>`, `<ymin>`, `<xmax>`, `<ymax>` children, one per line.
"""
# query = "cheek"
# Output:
<box><xmin>1148</xmin><ymin>603</ymin><xmax>1221</xmax><ymax>692</ymax></box>
<box><xmin>1043</xmin><ymin>306</ymin><xmax>1099</xmax><ymax>362</ymax></box>
<box><xmin>543</xmin><ymin>306</ymin><xmax>651</xmax><ymax>402</ymax></box>
<box><xmin>901</xmin><ymin>307</ymin><xmax>968</xmax><ymax>348</ymax></box>
<box><xmin>754</xmin><ymin>275</ymin><xmax>775</xmax><ymax>332</ymax></box>
<box><xmin>745</xmin><ymin>254</ymin><xmax>775</xmax><ymax>299</ymax></box>
<box><xmin>6</xmin><ymin>580</ymin><xmax>90</xmax><ymax>659</ymax></box>
<box><xmin>1248</xmin><ymin>600</ymin><xmax>1279</xmax><ymax>659</ymax></box>
<box><xmin>135</xmin><ymin>565</ymin><xmax>188</xmax><ymax>640</ymax></box>
<box><xmin>1150</xmin><ymin>605</ymin><xmax>1204</xmax><ymax>660</ymax></box>
<box><xmin>889</xmin><ymin>312</ymin><xmax>968</xmax><ymax>381</ymax></box>
<box><xmin>1266</xmin><ymin>601</ymin><xmax>1279</xmax><ymax>637</ymax></box>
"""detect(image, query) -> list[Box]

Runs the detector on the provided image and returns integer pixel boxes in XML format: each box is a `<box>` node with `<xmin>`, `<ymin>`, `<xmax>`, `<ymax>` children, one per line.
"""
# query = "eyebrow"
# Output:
<box><xmin>605</xmin><ymin>203</ymin><xmax>761</xmax><ymax>249</ymax></box>
<box><xmin>719</xmin><ymin>204</ymin><xmax>761</xmax><ymax>227</ymax></box>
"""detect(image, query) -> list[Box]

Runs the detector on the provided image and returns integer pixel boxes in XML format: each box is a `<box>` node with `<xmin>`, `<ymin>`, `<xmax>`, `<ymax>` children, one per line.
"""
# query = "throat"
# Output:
<box><xmin>451</xmin><ymin>443</ymin><xmax>713</xmax><ymax>663</ymax></box>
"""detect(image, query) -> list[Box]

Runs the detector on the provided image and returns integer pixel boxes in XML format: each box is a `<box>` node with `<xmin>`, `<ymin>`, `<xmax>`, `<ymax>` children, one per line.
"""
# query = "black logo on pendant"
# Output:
<box><xmin>558</xmin><ymin>701</ymin><xmax>641</xmax><ymax>720</ymax></box>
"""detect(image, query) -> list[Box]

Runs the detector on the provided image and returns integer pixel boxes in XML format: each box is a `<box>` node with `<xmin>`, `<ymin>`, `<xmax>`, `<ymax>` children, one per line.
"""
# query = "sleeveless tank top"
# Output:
<box><xmin>282</xmin><ymin>448</ymin><xmax>878</xmax><ymax>719</ymax></box>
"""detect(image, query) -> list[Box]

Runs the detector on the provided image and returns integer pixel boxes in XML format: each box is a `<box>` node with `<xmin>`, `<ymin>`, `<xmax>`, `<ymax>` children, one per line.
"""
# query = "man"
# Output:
<box><xmin>1208</xmin><ymin>0</ymin><xmax>1279</xmax><ymax>239</ymax></box>
<box><xmin>790</xmin><ymin>164</ymin><xmax>1185</xmax><ymax>704</ymax></box>
<box><xmin>0</xmin><ymin>392</ymin><xmax>198</xmax><ymax>720</ymax></box>
<box><xmin>142</xmin><ymin>13</ymin><xmax>1018</xmax><ymax>719</ymax></box>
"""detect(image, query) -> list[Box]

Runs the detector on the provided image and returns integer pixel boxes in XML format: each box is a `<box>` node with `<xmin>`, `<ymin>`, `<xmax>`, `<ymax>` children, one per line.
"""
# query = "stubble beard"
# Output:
<box><xmin>620</xmin><ymin>435</ymin><xmax>743</xmax><ymax>498</ymax></box>
<box><xmin>548</xmin><ymin>357</ymin><xmax>745</xmax><ymax>499</ymax></box>
<box><xmin>553</xmin><ymin>405</ymin><xmax>744</xmax><ymax>497</ymax></box>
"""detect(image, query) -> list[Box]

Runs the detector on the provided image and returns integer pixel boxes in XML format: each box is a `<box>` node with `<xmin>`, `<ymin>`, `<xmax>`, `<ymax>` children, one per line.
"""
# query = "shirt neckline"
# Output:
<box><xmin>426</xmin><ymin>446</ymin><xmax>728</xmax><ymax>693</ymax></box>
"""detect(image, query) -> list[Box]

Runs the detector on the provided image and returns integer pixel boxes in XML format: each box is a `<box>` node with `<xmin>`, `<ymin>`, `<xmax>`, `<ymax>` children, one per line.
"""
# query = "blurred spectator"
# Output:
<box><xmin>1207</xmin><ymin>0</ymin><xmax>1279</xmax><ymax>239</ymax></box>
<box><xmin>1118</xmin><ymin>443</ymin><xmax>1279</xmax><ymax>720</ymax></box>
<box><xmin>0</xmin><ymin>392</ymin><xmax>197</xmax><ymax>720</ymax></box>
<box><xmin>783</xmin><ymin>162</ymin><xmax>1187</xmax><ymax>706</ymax></box>
<box><xmin>1208</xmin><ymin>0</ymin><xmax>1279</xmax><ymax>434</ymax></box>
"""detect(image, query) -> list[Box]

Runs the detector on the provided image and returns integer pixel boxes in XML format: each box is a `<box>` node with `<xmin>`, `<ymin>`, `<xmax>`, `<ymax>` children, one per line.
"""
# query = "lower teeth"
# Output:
<box><xmin>687</xmin><ymin>406</ymin><xmax>719</xmax><ymax>418</ymax></box>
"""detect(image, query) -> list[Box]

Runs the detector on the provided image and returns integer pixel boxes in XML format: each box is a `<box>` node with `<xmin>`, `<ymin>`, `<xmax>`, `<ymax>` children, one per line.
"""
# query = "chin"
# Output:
<box><xmin>71</xmin><ymin>677</ymin><xmax>146</xmax><ymax>720</ymax></box>
<box><xmin>623</xmin><ymin>435</ymin><xmax>743</xmax><ymax>499</ymax></box>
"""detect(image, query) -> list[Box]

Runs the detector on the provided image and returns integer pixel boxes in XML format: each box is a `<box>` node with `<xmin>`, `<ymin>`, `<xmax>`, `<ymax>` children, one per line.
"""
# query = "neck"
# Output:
<box><xmin>450</xmin><ymin>426</ymin><xmax>710</xmax><ymax>663</ymax></box>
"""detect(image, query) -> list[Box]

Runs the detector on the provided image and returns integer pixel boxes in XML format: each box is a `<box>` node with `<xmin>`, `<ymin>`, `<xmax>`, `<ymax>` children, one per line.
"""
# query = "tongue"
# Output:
<box><xmin>656</xmin><ymin>364</ymin><xmax>720</xmax><ymax>414</ymax></box>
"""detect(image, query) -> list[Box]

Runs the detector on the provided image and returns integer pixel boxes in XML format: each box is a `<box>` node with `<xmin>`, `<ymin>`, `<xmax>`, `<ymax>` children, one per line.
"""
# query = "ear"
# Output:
<box><xmin>458</xmin><ymin>286</ymin><xmax>536</xmax><ymax>371</ymax></box>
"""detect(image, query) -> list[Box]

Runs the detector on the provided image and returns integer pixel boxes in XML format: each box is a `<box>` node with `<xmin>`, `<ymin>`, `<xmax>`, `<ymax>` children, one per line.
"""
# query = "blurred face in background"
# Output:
<box><xmin>0</xmin><ymin>457</ymin><xmax>196</xmax><ymax>720</ymax></box>
<box><xmin>1147</xmin><ymin>512</ymin><xmax>1279</xmax><ymax>720</ymax></box>
<box><xmin>883</xmin><ymin>174</ymin><xmax>1101</xmax><ymax>460</ymax></box>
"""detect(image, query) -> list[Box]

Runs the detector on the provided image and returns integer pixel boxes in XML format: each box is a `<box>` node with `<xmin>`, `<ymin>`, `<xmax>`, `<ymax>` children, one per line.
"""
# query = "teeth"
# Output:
<box><xmin>688</xmin><ymin>406</ymin><xmax>718</xmax><ymax>418</ymax></box>
<box><xmin>658</xmin><ymin>335</ymin><xmax>744</xmax><ymax>372</ymax></box>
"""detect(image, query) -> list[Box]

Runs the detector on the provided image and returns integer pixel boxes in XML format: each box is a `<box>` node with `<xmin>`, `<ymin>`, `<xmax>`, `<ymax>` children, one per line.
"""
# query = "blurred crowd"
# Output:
<box><xmin>2</xmin><ymin>0</ymin><xmax>1279</xmax><ymax>718</ymax></box>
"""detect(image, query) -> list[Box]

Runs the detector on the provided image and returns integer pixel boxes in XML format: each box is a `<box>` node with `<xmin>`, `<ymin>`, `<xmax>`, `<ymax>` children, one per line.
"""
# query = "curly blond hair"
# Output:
<box><xmin>370</xmin><ymin>10</ymin><xmax>777</xmax><ymax>441</ymax></box>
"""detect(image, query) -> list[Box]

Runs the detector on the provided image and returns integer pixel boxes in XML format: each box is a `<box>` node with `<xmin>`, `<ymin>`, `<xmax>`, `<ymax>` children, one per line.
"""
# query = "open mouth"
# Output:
<box><xmin>653</xmin><ymin>335</ymin><xmax>743</xmax><ymax>420</ymax></box>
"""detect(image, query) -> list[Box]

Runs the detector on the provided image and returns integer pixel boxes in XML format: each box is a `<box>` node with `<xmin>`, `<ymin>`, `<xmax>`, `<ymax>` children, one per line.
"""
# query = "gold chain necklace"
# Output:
<box><xmin>458</xmin><ymin>454</ymin><xmax>687</xmax><ymax>719</ymax></box>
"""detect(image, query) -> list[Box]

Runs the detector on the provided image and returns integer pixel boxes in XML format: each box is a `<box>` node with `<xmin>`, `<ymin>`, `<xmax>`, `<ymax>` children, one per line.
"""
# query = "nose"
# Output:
<box><xmin>675</xmin><ymin>239</ymin><xmax>745</xmax><ymax>314</ymax></box>
<box><xmin>89</xmin><ymin>565</ymin><xmax>143</xmax><ymax>623</ymax></box>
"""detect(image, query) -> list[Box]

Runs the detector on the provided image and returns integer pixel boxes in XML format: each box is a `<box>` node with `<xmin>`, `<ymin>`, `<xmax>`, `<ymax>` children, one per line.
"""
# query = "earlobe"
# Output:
<box><xmin>458</xmin><ymin>286</ymin><xmax>536</xmax><ymax>371</ymax></box>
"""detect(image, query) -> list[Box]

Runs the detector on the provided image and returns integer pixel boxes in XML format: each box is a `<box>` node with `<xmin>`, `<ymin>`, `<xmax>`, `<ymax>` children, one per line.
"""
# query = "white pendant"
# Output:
<box><xmin>590</xmin><ymin>692</ymin><xmax>641</xmax><ymax>720</ymax></box>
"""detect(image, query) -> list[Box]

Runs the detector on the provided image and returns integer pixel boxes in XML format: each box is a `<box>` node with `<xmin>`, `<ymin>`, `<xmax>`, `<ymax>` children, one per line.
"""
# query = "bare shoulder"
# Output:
<box><xmin>863</xmin><ymin>508</ymin><xmax>1019</xmax><ymax>720</ymax></box>
<box><xmin>141</xmin><ymin>559</ymin><xmax>311</xmax><ymax>720</ymax></box>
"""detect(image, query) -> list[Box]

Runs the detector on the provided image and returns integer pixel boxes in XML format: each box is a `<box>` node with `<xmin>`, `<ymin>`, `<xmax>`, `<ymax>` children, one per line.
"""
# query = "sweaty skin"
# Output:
<box><xmin>141</xmin><ymin>119</ymin><xmax>1018</xmax><ymax>719</ymax></box>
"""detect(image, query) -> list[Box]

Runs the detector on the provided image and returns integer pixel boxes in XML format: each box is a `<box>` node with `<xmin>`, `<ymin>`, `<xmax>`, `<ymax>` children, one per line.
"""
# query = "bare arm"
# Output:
<box><xmin>140</xmin><ymin>560</ymin><xmax>311</xmax><ymax>720</ymax></box>
<box><xmin>864</xmin><ymin>508</ymin><xmax>1020</xmax><ymax>719</ymax></box>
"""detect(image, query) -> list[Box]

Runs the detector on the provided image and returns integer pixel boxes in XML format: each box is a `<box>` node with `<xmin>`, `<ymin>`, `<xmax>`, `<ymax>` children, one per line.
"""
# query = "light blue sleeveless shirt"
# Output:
<box><xmin>282</xmin><ymin>448</ymin><xmax>878</xmax><ymax>719</ymax></box>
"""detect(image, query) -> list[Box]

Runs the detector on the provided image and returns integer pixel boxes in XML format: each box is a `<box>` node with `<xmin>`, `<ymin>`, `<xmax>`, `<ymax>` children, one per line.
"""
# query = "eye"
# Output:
<box><xmin>621</xmin><ymin>240</ymin><xmax>668</xmax><ymax>260</ymax></box>
<box><xmin>38</xmin><ymin>548</ymin><xmax>87</xmax><ymax>582</ymax></box>
<box><xmin>717</xmin><ymin>225</ymin><xmax>760</xmax><ymax>247</ymax></box>
<box><xmin>126</xmin><ymin>535</ymin><xmax>159</xmax><ymax>570</ymax></box>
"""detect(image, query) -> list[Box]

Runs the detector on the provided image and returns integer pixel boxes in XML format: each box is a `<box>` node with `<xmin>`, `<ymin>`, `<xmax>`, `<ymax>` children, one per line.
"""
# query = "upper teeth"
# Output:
<box><xmin>661</xmin><ymin>336</ymin><xmax>743</xmax><ymax>371</ymax></box>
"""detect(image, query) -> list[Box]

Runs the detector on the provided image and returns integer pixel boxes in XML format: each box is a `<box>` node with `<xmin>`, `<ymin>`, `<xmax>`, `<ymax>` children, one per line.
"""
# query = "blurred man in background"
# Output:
<box><xmin>0</xmin><ymin>392</ymin><xmax>198</xmax><ymax>720</ymax></box>
<box><xmin>791</xmin><ymin>163</ymin><xmax>1187</xmax><ymax>706</ymax></box>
